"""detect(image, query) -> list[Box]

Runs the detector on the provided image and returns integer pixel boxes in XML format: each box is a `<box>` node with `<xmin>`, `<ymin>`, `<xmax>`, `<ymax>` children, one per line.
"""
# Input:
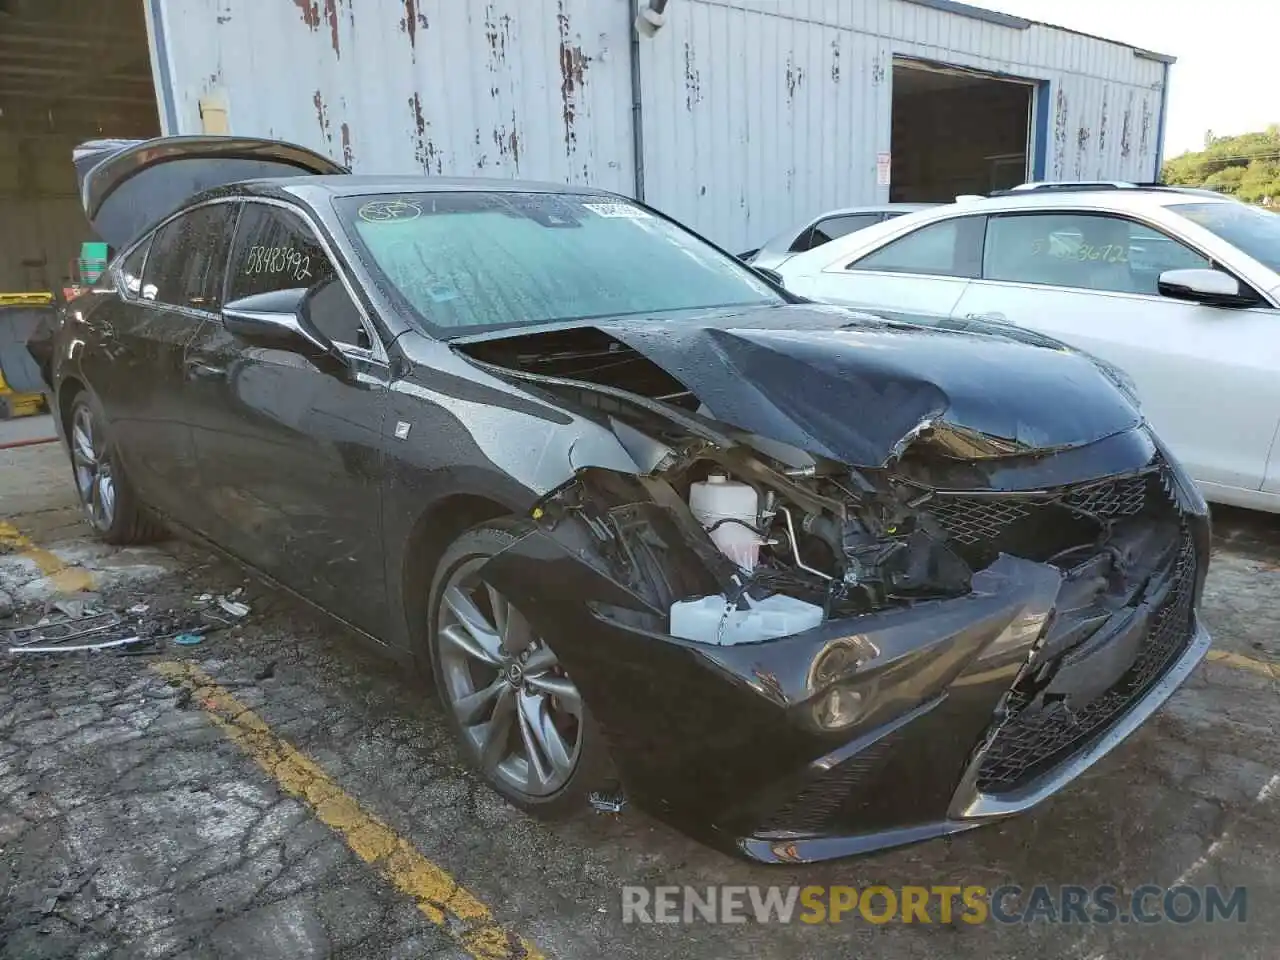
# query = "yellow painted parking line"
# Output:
<box><xmin>1206</xmin><ymin>649</ymin><xmax>1280</xmax><ymax>681</ymax></box>
<box><xmin>152</xmin><ymin>661</ymin><xmax>544</xmax><ymax>960</ymax></box>
<box><xmin>0</xmin><ymin>519</ymin><xmax>96</xmax><ymax>593</ymax></box>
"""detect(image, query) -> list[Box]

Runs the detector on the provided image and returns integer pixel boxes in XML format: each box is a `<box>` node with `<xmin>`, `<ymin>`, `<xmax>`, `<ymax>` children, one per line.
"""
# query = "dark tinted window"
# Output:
<box><xmin>790</xmin><ymin>214</ymin><xmax>884</xmax><ymax>252</ymax></box>
<box><xmin>142</xmin><ymin>203</ymin><xmax>239</xmax><ymax>309</ymax></box>
<box><xmin>848</xmin><ymin>216</ymin><xmax>985</xmax><ymax>278</ymax></box>
<box><xmin>806</xmin><ymin>214</ymin><xmax>882</xmax><ymax>250</ymax></box>
<box><xmin>228</xmin><ymin>204</ymin><xmax>369</xmax><ymax>348</ymax></box>
<box><xmin>983</xmin><ymin>213</ymin><xmax>1209</xmax><ymax>295</ymax></box>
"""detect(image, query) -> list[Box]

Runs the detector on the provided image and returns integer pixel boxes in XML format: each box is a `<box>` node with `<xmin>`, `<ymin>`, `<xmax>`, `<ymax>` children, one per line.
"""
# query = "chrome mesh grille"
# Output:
<box><xmin>931</xmin><ymin>473</ymin><xmax>1152</xmax><ymax>548</ymax></box>
<box><xmin>1062</xmin><ymin>474</ymin><xmax>1149</xmax><ymax>517</ymax></box>
<box><xmin>973</xmin><ymin>533</ymin><xmax>1197</xmax><ymax>794</ymax></box>
<box><xmin>928</xmin><ymin>498</ymin><xmax>1033</xmax><ymax>546</ymax></box>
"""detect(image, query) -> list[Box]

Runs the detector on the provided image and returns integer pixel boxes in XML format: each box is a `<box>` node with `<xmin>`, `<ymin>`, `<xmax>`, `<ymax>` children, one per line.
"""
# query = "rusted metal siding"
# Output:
<box><xmin>152</xmin><ymin>0</ymin><xmax>636</xmax><ymax>193</ymax></box>
<box><xmin>149</xmin><ymin>0</ymin><xmax>1167</xmax><ymax>253</ymax></box>
<box><xmin>638</xmin><ymin>0</ymin><xmax>1167</xmax><ymax>251</ymax></box>
<box><xmin>639</xmin><ymin>1</ymin><xmax>889</xmax><ymax>253</ymax></box>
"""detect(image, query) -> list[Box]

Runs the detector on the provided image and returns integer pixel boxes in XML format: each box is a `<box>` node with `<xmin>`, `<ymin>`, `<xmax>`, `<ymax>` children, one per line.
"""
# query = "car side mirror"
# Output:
<box><xmin>1157</xmin><ymin>268</ymin><xmax>1256</xmax><ymax>308</ymax></box>
<box><xmin>221</xmin><ymin>288</ymin><xmax>343</xmax><ymax>367</ymax></box>
<box><xmin>753</xmin><ymin>266</ymin><xmax>785</xmax><ymax>286</ymax></box>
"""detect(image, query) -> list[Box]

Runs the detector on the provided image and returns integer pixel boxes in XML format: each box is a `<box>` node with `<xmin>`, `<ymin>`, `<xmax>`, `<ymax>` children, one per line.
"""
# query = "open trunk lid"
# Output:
<box><xmin>74</xmin><ymin>135</ymin><xmax>348</xmax><ymax>249</ymax></box>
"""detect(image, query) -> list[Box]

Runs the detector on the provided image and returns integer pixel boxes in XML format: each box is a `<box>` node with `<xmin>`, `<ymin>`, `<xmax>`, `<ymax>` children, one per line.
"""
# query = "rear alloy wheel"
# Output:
<box><xmin>70</xmin><ymin>402</ymin><xmax>117</xmax><ymax>533</ymax></box>
<box><xmin>67</xmin><ymin>391</ymin><xmax>164</xmax><ymax>544</ymax></box>
<box><xmin>429</xmin><ymin>525</ymin><xmax>610</xmax><ymax>816</ymax></box>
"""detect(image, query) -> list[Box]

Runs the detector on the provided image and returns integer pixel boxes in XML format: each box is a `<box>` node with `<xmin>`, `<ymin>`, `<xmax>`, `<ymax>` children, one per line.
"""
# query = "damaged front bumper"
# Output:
<box><xmin>732</xmin><ymin>615</ymin><xmax>1210</xmax><ymax>864</ymax></box>
<box><xmin>479</xmin><ymin>492</ymin><xmax>1210</xmax><ymax>863</ymax></box>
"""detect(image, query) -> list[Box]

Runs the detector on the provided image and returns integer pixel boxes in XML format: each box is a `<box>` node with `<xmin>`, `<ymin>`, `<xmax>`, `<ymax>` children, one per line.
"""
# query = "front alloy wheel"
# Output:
<box><xmin>437</xmin><ymin>556</ymin><xmax>584</xmax><ymax>796</ymax></box>
<box><xmin>429</xmin><ymin>524</ymin><xmax>610</xmax><ymax>817</ymax></box>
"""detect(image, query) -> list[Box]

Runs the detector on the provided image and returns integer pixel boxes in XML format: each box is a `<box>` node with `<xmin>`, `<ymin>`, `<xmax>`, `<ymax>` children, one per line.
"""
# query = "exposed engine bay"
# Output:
<box><xmin>456</xmin><ymin>321</ymin><xmax>1185</xmax><ymax>674</ymax></box>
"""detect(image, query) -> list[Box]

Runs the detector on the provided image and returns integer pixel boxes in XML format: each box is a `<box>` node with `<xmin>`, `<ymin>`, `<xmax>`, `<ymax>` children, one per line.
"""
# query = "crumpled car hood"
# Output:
<box><xmin>601</xmin><ymin>306</ymin><xmax>1141</xmax><ymax>466</ymax></box>
<box><xmin>455</xmin><ymin>304</ymin><xmax>1143</xmax><ymax>468</ymax></box>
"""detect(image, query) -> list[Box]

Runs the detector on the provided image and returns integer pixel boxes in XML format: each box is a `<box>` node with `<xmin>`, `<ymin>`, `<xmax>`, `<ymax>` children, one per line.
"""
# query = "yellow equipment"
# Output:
<box><xmin>0</xmin><ymin>292</ymin><xmax>53</xmax><ymax>419</ymax></box>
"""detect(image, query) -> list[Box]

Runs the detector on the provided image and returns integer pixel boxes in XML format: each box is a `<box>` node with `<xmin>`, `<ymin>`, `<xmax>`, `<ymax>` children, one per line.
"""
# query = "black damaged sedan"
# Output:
<box><xmin>40</xmin><ymin>136</ymin><xmax>1210</xmax><ymax>863</ymax></box>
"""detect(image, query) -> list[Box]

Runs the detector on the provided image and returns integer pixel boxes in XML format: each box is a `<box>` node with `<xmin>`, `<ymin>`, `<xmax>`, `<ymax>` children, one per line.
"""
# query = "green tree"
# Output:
<box><xmin>1162</xmin><ymin>125</ymin><xmax>1280</xmax><ymax>202</ymax></box>
<box><xmin>1237</xmin><ymin>160</ymin><xmax>1280</xmax><ymax>203</ymax></box>
<box><xmin>1203</xmin><ymin>166</ymin><xmax>1245</xmax><ymax>191</ymax></box>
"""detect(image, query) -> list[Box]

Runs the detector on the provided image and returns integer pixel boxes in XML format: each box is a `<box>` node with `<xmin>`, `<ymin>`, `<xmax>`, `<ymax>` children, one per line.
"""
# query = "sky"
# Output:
<box><xmin>972</xmin><ymin>0</ymin><xmax>1276</xmax><ymax>157</ymax></box>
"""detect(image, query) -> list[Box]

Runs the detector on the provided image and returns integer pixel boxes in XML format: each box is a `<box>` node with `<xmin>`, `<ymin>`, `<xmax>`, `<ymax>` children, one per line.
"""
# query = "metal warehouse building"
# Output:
<box><xmin>0</xmin><ymin>0</ymin><xmax>1172</xmax><ymax>288</ymax></box>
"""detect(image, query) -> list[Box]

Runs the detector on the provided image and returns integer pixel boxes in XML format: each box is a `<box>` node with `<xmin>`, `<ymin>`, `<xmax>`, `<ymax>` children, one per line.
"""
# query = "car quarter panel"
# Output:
<box><xmin>378</xmin><ymin>334</ymin><xmax>642</xmax><ymax>655</ymax></box>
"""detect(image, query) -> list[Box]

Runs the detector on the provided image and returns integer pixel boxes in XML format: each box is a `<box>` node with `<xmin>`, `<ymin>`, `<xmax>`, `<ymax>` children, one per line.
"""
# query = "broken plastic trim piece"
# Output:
<box><xmin>10</xmin><ymin>635</ymin><xmax>146</xmax><ymax>654</ymax></box>
<box><xmin>217</xmin><ymin>598</ymin><xmax>250</xmax><ymax>619</ymax></box>
<box><xmin>588</xmin><ymin>790</ymin><xmax>628</xmax><ymax>813</ymax></box>
<box><xmin>7</xmin><ymin>611</ymin><xmax>122</xmax><ymax>647</ymax></box>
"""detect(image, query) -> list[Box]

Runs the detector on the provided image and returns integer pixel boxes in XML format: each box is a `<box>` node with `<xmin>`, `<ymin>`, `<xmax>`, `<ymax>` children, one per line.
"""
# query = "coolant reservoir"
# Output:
<box><xmin>689</xmin><ymin>473</ymin><xmax>761</xmax><ymax>570</ymax></box>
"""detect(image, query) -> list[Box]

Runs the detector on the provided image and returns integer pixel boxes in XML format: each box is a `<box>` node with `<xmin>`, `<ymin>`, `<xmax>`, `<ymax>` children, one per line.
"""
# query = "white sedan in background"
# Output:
<box><xmin>739</xmin><ymin>203</ymin><xmax>936</xmax><ymax>269</ymax></box>
<box><xmin>774</xmin><ymin>184</ymin><xmax>1280</xmax><ymax>512</ymax></box>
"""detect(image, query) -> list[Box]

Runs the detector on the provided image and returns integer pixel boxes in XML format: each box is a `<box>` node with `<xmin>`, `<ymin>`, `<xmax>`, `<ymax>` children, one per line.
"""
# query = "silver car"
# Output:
<box><xmin>742</xmin><ymin>203</ymin><xmax>937</xmax><ymax>270</ymax></box>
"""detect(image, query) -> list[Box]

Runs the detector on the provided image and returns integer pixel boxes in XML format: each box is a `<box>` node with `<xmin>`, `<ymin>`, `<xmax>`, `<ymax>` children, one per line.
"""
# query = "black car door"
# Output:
<box><xmin>76</xmin><ymin>202</ymin><xmax>239</xmax><ymax>523</ymax></box>
<box><xmin>182</xmin><ymin>199</ymin><xmax>391</xmax><ymax>638</ymax></box>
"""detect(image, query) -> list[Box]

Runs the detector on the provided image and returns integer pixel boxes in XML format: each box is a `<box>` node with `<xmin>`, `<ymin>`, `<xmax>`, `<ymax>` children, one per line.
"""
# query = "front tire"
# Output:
<box><xmin>427</xmin><ymin>523</ymin><xmax>612</xmax><ymax>818</ymax></box>
<box><xmin>67</xmin><ymin>390</ymin><xmax>164</xmax><ymax>545</ymax></box>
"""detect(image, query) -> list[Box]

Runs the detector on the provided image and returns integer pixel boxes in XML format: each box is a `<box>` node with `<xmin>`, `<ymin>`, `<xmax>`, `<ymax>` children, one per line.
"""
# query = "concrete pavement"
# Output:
<box><xmin>1</xmin><ymin>442</ymin><xmax>1278</xmax><ymax>959</ymax></box>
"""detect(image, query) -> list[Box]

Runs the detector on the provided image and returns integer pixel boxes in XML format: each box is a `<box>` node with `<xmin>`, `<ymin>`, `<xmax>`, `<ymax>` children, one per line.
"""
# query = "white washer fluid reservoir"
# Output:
<box><xmin>669</xmin><ymin>593</ymin><xmax>825</xmax><ymax>645</ymax></box>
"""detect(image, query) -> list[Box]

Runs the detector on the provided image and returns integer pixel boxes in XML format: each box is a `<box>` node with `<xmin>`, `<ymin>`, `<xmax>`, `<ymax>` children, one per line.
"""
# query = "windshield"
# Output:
<box><xmin>336</xmin><ymin>191</ymin><xmax>781</xmax><ymax>336</ymax></box>
<box><xmin>1169</xmin><ymin>201</ymin><xmax>1280</xmax><ymax>273</ymax></box>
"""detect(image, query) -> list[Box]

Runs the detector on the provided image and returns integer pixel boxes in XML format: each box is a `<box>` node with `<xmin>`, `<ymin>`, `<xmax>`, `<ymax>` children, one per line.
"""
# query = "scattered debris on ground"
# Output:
<box><xmin>5</xmin><ymin>588</ymin><xmax>252</xmax><ymax>656</ymax></box>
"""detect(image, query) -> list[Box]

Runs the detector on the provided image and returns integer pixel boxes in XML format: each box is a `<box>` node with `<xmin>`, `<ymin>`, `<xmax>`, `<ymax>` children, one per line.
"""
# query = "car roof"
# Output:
<box><xmin>806</xmin><ymin>203</ymin><xmax>937</xmax><ymax>216</ymax></box>
<box><xmin>956</xmin><ymin>189</ymin><xmax>1236</xmax><ymax>214</ymax></box>
<box><xmin>263</xmin><ymin>174</ymin><xmax>623</xmax><ymax>199</ymax></box>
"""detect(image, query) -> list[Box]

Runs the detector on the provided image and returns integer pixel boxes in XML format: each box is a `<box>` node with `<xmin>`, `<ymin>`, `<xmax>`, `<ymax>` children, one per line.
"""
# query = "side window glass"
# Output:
<box><xmin>118</xmin><ymin>239</ymin><xmax>150</xmax><ymax>297</ymax></box>
<box><xmin>810</xmin><ymin>214</ymin><xmax>881</xmax><ymax>247</ymax></box>
<box><xmin>848</xmin><ymin>217</ymin><xmax>984</xmax><ymax>278</ymax></box>
<box><xmin>228</xmin><ymin>205</ymin><xmax>370</xmax><ymax>348</ymax></box>
<box><xmin>983</xmin><ymin>213</ymin><xmax>1211</xmax><ymax>295</ymax></box>
<box><xmin>1128</xmin><ymin>230</ymin><xmax>1212</xmax><ymax>287</ymax></box>
<box><xmin>141</xmin><ymin>222</ymin><xmax>177</xmax><ymax>303</ymax></box>
<box><xmin>141</xmin><ymin>204</ymin><xmax>239</xmax><ymax>309</ymax></box>
<box><xmin>788</xmin><ymin>227</ymin><xmax>817</xmax><ymax>253</ymax></box>
<box><xmin>115</xmin><ymin>239</ymin><xmax>149</xmax><ymax>295</ymax></box>
<box><xmin>792</xmin><ymin>214</ymin><xmax>885</xmax><ymax>253</ymax></box>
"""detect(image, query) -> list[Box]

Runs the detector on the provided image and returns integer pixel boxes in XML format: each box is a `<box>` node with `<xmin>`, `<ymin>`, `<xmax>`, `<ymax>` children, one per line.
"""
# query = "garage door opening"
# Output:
<box><xmin>890</xmin><ymin>60</ymin><xmax>1033</xmax><ymax>202</ymax></box>
<box><xmin>0</xmin><ymin>0</ymin><xmax>160</xmax><ymax>294</ymax></box>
